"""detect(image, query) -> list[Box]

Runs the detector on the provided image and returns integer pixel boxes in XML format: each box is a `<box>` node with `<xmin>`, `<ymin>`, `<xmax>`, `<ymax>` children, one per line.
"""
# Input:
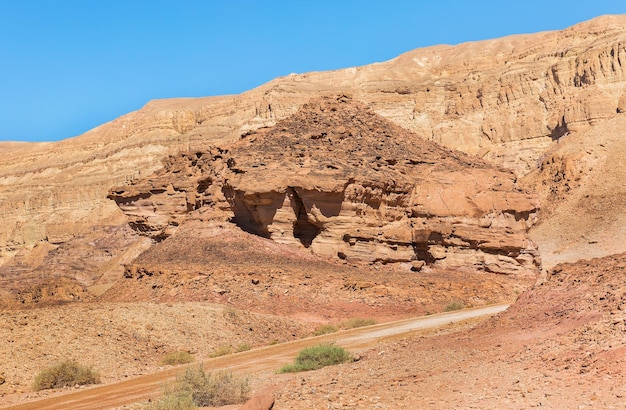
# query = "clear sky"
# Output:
<box><xmin>1</xmin><ymin>1</ymin><xmax>624</xmax><ymax>142</ymax></box>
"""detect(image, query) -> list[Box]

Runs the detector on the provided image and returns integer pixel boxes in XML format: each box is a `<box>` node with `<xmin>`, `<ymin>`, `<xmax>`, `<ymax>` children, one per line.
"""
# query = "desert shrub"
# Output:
<box><xmin>278</xmin><ymin>343</ymin><xmax>353</xmax><ymax>373</ymax></box>
<box><xmin>443</xmin><ymin>300</ymin><xmax>465</xmax><ymax>312</ymax></box>
<box><xmin>182</xmin><ymin>366</ymin><xmax>249</xmax><ymax>406</ymax></box>
<box><xmin>144</xmin><ymin>390</ymin><xmax>196</xmax><ymax>410</ymax></box>
<box><xmin>33</xmin><ymin>360</ymin><xmax>100</xmax><ymax>391</ymax></box>
<box><xmin>341</xmin><ymin>317</ymin><xmax>376</xmax><ymax>329</ymax></box>
<box><xmin>146</xmin><ymin>366</ymin><xmax>249</xmax><ymax>409</ymax></box>
<box><xmin>222</xmin><ymin>306</ymin><xmax>238</xmax><ymax>321</ymax></box>
<box><xmin>236</xmin><ymin>343</ymin><xmax>251</xmax><ymax>352</ymax></box>
<box><xmin>313</xmin><ymin>324</ymin><xmax>339</xmax><ymax>336</ymax></box>
<box><xmin>210</xmin><ymin>345</ymin><xmax>233</xmax><ymax>358</ymax></box>
<box><xmin>160</xmin><ymin>351</ymin><xmax>195</xmax><ymax>366</ymax></box>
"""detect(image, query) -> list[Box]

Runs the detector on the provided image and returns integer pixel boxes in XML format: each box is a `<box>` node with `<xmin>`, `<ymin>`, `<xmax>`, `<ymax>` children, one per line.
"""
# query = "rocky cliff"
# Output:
<box><xmin>109</xmin><ymin>97</ymin><xmax>539</xmax><ymax>275</ymax></box>
<box><xmin>1</xmin><ymin>15</ymin><xmax>625</xmax><ymax>292</ymax></box>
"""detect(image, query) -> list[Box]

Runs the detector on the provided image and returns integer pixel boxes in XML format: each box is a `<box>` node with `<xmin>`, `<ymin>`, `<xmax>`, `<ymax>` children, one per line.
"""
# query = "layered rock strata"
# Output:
<box><xmin>110</xmin><ymin>97</ymin><xmax>540</xmax><ymax>275</ymax></box>
<box><xmin>2</xmin><ymin>15</ymin><xmax>625</xmax><ymax>271</ymax></box>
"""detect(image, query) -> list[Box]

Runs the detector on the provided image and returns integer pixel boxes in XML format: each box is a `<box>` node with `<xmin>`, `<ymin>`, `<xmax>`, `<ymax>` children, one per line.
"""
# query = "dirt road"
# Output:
<box><xmin>2</xmin><ymin>304</ymin><xmax>508</xmax><ymax>410</ymax></box>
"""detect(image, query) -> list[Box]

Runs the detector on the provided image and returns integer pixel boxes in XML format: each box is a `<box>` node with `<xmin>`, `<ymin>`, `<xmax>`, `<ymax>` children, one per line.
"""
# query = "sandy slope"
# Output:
<box><xmin>528</xmin><ymin>114</ymin><xmax>626</xmax><ymax>268</ymax></box>
<box><xmin>1</xmin><ymin>305</ymin><xmax>507</xmax><ymax>410</ymax></box>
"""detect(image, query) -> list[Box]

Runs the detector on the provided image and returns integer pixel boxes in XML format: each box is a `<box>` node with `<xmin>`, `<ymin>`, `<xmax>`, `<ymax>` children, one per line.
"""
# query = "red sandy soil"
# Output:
<box><xmin>2</xmin><ymin>238</ymin><xmax>624</xmax><ymax>409</ymax></box>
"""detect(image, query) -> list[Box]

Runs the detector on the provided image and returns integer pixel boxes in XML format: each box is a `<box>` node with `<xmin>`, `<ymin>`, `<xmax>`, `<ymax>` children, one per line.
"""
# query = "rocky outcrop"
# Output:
<box><xmin>110</xmin><ymin>97</ymin><xmax>539</xmax><ymax>275</ymax></box>
<box><xmin>2</xmin><ymin>15</ymin><xmax>625</xmax><ymax>276</ymax></box>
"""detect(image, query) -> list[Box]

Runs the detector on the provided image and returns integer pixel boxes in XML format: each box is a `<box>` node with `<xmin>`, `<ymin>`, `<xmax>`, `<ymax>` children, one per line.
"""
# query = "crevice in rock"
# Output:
<box><xmin>413</xmin><ymin>248</ymin><xmax>436</xmax><ymax>265</ymax></box>
<box><xmin>550</xmin><ymin>116</ymin><xmax>569</xmax><ymax>141</ymax></box>
<box><xmin>222</xmin><ymin>186</ymin><xmax>283</xmax><ymax>239</ymax></box>
<box><xmin>108</xmin><ymin>192</ymin><xmax>151</xmax><ymax>204</ymax></box>
<box><xmin>196</xmin><ymin>177</ymin><xmax>212</xmax><ymax>193</ymax></box>
<box><xmin>288</xmin><ymin>187</ymin><xmax>322</xmax><ymax>248</ymax></box>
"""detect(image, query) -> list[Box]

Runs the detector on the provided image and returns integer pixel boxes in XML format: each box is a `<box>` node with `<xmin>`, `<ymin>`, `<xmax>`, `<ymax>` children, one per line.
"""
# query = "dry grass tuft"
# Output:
<box><xmin>160</xmin><ymin>351</ymin><xmax>195</xmax><ymax>366</ymax></box>
<box><xmin>313</xmin><ymin>324</ymin><xmax>339</xmax><ymax>336</ymax></box>
<box><xmin>341</xmin><ymin>317</ymin><xmax>376</xmax><ymax>329</ymax></box>
<box><xmin>210</xmin><ymin>345</ymin><xmax>233</xmax><ymax>358</ymax></box>
<box><xmin>145</xmin><ymin>366</ymin><xmax>249</xmax><ymax>409</ymax></box>
<box><xmin>33</xmin><ymin>360</ymin><xmax>100</xmax><ymax>391</ymax></box>
<box><xmin>443</xmin><ymin>300</ymin><xmax>465</xmax><ymax>312</ymax></box>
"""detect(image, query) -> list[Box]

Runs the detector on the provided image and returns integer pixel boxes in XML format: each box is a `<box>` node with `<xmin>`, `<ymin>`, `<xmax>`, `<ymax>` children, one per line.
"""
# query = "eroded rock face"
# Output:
<box><xmin>1</xmin><ymin>16</ymin><xmax>625</xmax><ymax>271</ymax></box>
<box><xmin>110</xmin><ymin>97</ymin><xmax>539</xmax><ymax>275</ymax></box>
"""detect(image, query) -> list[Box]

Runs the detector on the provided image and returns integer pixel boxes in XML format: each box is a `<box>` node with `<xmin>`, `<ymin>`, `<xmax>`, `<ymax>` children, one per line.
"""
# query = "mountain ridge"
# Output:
<box><xmin>0</xmin><ymin>14</ymin><xmax>625</xmax><ymax>299</ymax></box>
<box><xmin>1</xmin><ymin>15</ymin><xmax>626</xmax><ymax>408</ymax></box>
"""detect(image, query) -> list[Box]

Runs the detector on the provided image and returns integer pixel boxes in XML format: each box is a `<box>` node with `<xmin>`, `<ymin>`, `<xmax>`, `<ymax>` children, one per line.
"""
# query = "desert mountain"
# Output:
<box><xmin>1</xmin><ymin>15</ymin><xmax>626</xmax><ymax>409</ymax></box>
<box><xmin>0</xmin><ymin>15</ymin><xmax>625</xmax><ymax>302</ymax></box>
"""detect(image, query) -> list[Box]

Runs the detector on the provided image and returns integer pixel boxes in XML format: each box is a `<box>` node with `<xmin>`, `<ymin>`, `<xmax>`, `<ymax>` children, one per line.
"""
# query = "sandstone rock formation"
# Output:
<box><xmin>109</xmin><ymin>96</ymin><xmax>540</xmax><ymax>275</ymax></box>
<box><xmin>101</xmin><ymin>216</ymin><xmax>530</xmax><ymax>320</ymax></box>
<box><xmin>1</xmin><ymin>15</ymin><xmax>625</xmax><ymax>292</ymax></box>
<box><xmin>3</xmin><ymin>16</ymin><xmax>626</xmax><ymax>409</ymax></box>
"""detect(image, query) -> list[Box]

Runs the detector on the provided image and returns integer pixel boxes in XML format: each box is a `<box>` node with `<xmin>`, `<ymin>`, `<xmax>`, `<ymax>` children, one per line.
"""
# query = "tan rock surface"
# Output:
<box><xmin>0</xmin><ymin>224</ymin><xmax>151</xmax><ymax>307</ymax></box>
<box><xmin>109</xmin><ymin>96</ymin><xmax>540</xmax><ymax>275</ymax></box>
<box><xmin>526</xmin><ymin>113</ymin><xmax>626</xmax><ymax>268</ymax></box>
<box><xmin>1</xmin><ymin>15</ymin><xmax>626</xmax><ymax>277</ymax></box>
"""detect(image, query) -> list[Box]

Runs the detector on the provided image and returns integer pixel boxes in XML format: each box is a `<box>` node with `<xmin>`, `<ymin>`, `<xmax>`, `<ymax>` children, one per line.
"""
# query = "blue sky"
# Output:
<box><xmin>1</xmin><ymin>1</ymin><xmax>624</xmax><ymax>142</ymax></box>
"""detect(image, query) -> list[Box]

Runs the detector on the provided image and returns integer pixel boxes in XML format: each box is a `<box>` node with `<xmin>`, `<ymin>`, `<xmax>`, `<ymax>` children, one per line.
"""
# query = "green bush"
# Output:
<box><xmin>313</xmin><ymin>324</ymin><xmax>339</xmax><ymax>336</ymax></box>
<box><xmin>341</xmin><ymin>317</ymin><xmax>376</xmax><ymax>329</ymax></box>
<box><xmin>160</xmin><ymin>351</ymin><xmax>195</xmax><ymax>366</ymax></box>
<box><xmin>443</xmin><ymin>300</ymin><xmax>465</xmax><ymax>312</ymax></box>
<box><xmin>33</xmin><ymin>360</ymin><xmax>100</xmax><ymax>391</ymax></box>
<box><xmin>278</xmin><ymin>343</ymin><xmax>353</xmax><ymax>373</ymax></box>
